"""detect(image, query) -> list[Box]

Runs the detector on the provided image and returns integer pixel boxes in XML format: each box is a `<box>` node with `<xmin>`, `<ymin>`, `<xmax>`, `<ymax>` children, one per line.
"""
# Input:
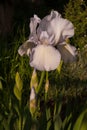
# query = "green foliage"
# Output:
<box><xmin>14</xmin><ymin>72</ymin><xmax>23</xmax><ymax>101</ymax></box>
<box><xmin>0</xmin><ymin>80</ymin><xmax>3</xmax><ymax>90</ymax></box>
<box><xmin>73</xmin><ymin>109</ymin><xmax>87</xmax><ymax>130</ymax></box>
<box><xmin>64</xmin><ymin>0</ymin><xmax>87</xmax><ymax>48</ymax></box>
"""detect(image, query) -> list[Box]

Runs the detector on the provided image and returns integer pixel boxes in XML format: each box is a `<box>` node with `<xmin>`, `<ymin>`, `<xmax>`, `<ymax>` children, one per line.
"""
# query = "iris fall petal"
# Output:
<box><xmin>57</xmin><ymin>42</ymin><xmax>77</xmax><ymax>63</ymax></box>
<box><xmin>30</xmin><ymin>45</ymin><xmax>61</xmax><ymax>71</ymax></box>
<box><xmin>18</xmin><ymin>40</ymin><xmax>36</xmax><ymax>56</ymax></box>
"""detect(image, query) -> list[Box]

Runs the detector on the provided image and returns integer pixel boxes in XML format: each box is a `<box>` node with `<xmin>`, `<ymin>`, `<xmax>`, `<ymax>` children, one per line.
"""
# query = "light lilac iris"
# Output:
<box><xmin>18</xmin><ymin>10</ymin><xmax>77</xmax><ymax>71</ymax></box>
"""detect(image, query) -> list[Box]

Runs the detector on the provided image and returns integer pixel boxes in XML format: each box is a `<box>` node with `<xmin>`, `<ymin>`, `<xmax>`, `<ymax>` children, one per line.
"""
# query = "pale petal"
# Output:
<box><xmin>50</xmin><ymin>17</ymin><xmax>74</xmax><ymax>44</ymax></box>
<box><xmin>29</xmin><ymin>14</ymin><xmax>41</xmax><ymax>33</ymax></box>
<box><xmin>39</xmin><ymin>31</ymin><xmax>55</xmax><ymax>45</ymax></box>
<box><xmin>40</xmin><ymin>31</ymin><xmax>49</xmax><ymax>40</ymax></box>
<box><xmin>57</xmin><ymin>42</ymin><xmax>77</xmax><ymax>63</ymax></box>
<box><xmin>37</xmin><ymin>10</ymin><xmax>74</xmax><ymax>45</ymax></box>
<box><xmin>33</xmin><ymin>15</ymin><xmax>41</xmax><ymax>23</ymax></box>
<box><xmin>37</xmin><ymin>10</ymin><xmax>60</xmax><ymax>45</ymax></box>
<box><xmin>29</xmin><ymin>15</ymin><xmax>41</xmax><ymax>44</ymax></box>
<box><xmin>50</xmin><ymin>10</ymin><xmax>61</xmax><ymax>19</ymax></box>
<box><xmin>30</xmin><ymin>45</ymin><xmax>61</xmax><ymax>71</ymax></box>
<box><xmin>37</xmin><ymin>11</ymin><xmax>58</xmax><ymax>45</ymax></box>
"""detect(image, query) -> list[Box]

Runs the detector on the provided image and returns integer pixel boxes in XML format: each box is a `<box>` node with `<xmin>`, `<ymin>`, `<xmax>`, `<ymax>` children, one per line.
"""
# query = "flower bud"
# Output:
<box><xmin>30</xmin><ymin>69</ymin><xmax>38</xmax><ymax>91</ymax></box>
<box><xmin>30</xmin><ymin>87</ymin><xmax>37</xmax><ymax>116</ymax></box>
<box><xmin>45</xmin><ymin>80</ymin><xmax>49</xmax><ymax>93</ymax></box>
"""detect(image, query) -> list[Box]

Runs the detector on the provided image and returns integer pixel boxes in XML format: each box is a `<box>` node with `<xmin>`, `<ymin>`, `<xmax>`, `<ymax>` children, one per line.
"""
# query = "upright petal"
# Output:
<box><xmin>37</xmin><ymin>11</ymin><xmax>60</xmax><ymax>45</ymax></box>
<box><xmin>30</xmin><ymin>45</ymin><xmax>61</xmax><ymax>71</ymax></box>
<box><xmin>50</xmin><ymin>17</ymin><xmax>74</xmax><ymax>44</ymax></box>
<box><xmin>37</xmin><ymin>10</ymin><xmax>74</xmax><ymax>45</ymax></box>
<box><xmin>57</xmin><ymin>42</ymin><xmax>77</xmax><ymax>63</ymax></box>
<box><xmin>29</xmin><ymin>15</ymin><xmax>41</xmax><ymax>44</ymax></box>
<box><xmin>50</xmin><ymin>10</ymin><xmax>61</xmax><ymax>19</ymax></box>
<box><xmin>39</xmin><ymin>31</ymin><xmax>54</xmax><ymax>45</ymax></box>
<box><xmin>29</xmin><ymin>14</ymin><xmax>41</xmax><ymax>33</ymax></box>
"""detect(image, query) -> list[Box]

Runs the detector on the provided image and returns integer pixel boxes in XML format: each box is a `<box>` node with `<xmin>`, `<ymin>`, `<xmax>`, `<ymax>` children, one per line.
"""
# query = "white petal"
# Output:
<box><xmin>29</xmin><ymin>15</ymin><xmax>41</xmax><ymax>33</ymax></box>
<box><xmin>37</xmin><ymin>11</ymin><xmax>58</xmax><ymax>45</ymax></box>
<box><xmin>30</xmin><ymin>45</ymin><xmax>61</xmax><ymax>71</ymax></box>
<box><xmin>39</xmin><ymin>31</ymin><xmax>55</xmax><ymax>45</ymax></box>
<box><xmin>34</xmin><ymin>15</ymin><xmax>41</xmax><ymax>23</ymax></box>
<box><xmin>50</xmin><ymin>17</ymin><xmax>74</xmax><ymax>44</ymax></box>
<box><xmin>29</xmin><ymin>15</ymin><xmax>41</xmax><ymax>44</ymax></box>
<box><xmin>37</xmin><ymin>10</ymin><xmax>74</xmax><ymax>45</ymax></box>
<box><xmin>50</xmin><ymin>10</ymin><xmax>61</xmax><ymax>18</ymax></box>
<box><xmin>57</xmin><ymin>42</ymin><xmax>77</xmax><ymax>63</ymax></box>
<box><xmin>40</xmin><ymin>31</ymin><xmax>49</xmax><ymax>40</ymax></box>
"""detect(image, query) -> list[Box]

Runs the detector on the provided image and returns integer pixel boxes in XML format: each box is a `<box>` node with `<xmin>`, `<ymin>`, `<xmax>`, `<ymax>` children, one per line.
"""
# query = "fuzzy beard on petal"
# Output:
<box><xmin>30</xmin><ymin>45</ymin><xmax>61</xmax><ymax>71</ymax></box>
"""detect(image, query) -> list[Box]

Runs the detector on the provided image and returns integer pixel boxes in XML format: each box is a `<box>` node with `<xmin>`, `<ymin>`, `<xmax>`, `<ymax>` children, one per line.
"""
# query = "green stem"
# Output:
<box><xmin>46</xmin><ymin>71</ymin><xmax>48</xmax><ymax>81</ymax></box>
<box><xmin>45</xmin><ymin>71</ymin><xmax>49</xmax><ymax>101</ymax></box>
<box><xmin>37</xmin><ymin>71</ymin><xmax>45</xmax><ymax>93</ymax></box>
<box><xmin>19</xmin><ymin>97</ymin><xmax>22</xmax><ymax>130</ymax></box>
<box><xmin>19</xmin><ymin>115</ymin><xmax>22</xmax><ymax>130</ymax></box>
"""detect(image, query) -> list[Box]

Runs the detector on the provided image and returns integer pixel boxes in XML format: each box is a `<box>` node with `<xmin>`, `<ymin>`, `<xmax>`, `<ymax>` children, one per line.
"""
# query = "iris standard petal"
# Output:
<box><xmin>30</xmin><ymin>45</ymin><xmax>61</xmax><ymax>71</ymax></box>
<box><xmin>50</xmin><ymin>17</ymin><xmax>74</xmax><ymax>44</ymax></box>
<box><xmin>37</xmin><ymin>10</ymin><xmax>74</xmax><ymax>45</ymax></box>
<box><xmin>50</xmin><ymin>10</ymin><xmax>61</xmax><ymax>19</ymax></box>
<box><xmin>39</xmin><ymin>31</ymin><xmax>55</xmax><ymax>45</ymax></box>
<box><xmin>37</xmin><ymin>11</ymin><xmax>59</xmax><ymax>45</ymax></box>
<box><xmin>29</xmin><ymin>14</ymin><xmax>41</xmax><ymax>33</ymax></box>
<box><xmin>57</xmin><ymin>42</ymin><xmax>77</xmax><ymax>63</ymax></box>
<box><xmin>29</xmin><ymin>15</ymin><xmax>41</xmax><ymax>44</ymax></box>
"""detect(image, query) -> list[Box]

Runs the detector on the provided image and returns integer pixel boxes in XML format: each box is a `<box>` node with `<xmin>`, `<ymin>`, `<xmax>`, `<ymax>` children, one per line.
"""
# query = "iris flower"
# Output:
<box><xmin>18</xmin><ymin>10</ymin><xmax>77</xmax><ymax>71</ymax></box>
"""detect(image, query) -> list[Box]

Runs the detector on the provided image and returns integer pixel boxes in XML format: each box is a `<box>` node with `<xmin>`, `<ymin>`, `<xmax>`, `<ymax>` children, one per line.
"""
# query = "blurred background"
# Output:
<box><xmin>0</xmin><ymin>0</ymin><xmax>69</xmax><ymax>37</ymax></box>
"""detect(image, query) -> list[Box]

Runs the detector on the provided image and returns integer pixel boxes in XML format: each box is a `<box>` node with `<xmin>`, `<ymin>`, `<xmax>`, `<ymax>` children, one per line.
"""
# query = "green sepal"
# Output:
<box><xmin>57</xmin><ymin>60</ymin><xmax>63</xmax><ymax>74</ymax></box>
<box><xmin>14</xmin><ymin>84</ymin><xmax>21</xmax><ymax>101</ymax></box>
<box><xmin>15</xmin><ymin>72</ymin><xmax>23</xmax><ymax>91</ymax></box>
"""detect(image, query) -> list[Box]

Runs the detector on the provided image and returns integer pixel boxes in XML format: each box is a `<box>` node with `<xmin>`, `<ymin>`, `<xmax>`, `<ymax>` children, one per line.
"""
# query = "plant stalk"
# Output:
<box><xmin>37</xmin><ymin>71</ymin><xmax>45</xmax><ymax>93</ymax></box>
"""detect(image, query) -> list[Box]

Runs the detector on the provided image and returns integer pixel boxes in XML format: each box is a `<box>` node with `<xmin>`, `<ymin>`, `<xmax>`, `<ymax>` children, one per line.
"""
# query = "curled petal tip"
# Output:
<box><xmin>18</xmin><ymin>46</ymin><xmax>25</xmax><ymax>56</ymax></box>
<box><xmin>34</xmin><ymin>14</ymin><xmax>41</xmax><ymax>23</ymax></box>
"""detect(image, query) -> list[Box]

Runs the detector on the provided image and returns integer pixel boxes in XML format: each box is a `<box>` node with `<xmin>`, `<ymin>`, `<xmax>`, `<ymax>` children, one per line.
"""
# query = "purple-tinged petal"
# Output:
<box><xmin>57</xmin><ymin>42</ymin><xmax>77</xmax><ymax>63</ymax></box>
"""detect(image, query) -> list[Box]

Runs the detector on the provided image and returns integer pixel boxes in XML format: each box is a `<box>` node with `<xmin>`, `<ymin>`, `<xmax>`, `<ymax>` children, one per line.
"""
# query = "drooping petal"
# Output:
<box><xmin>30</xmin><ymin>45</ymin><xmax>61</xmax><ymax>71</ymax></box>
<box><xmin>18</xmin><ymin>40</ymin><xmax>36</xmax><ymax>56</ymax></box>
<box><xmin>57</xmin><ymin>42</ymin><xmax>77</xmax><ymax>63</ymax></box>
